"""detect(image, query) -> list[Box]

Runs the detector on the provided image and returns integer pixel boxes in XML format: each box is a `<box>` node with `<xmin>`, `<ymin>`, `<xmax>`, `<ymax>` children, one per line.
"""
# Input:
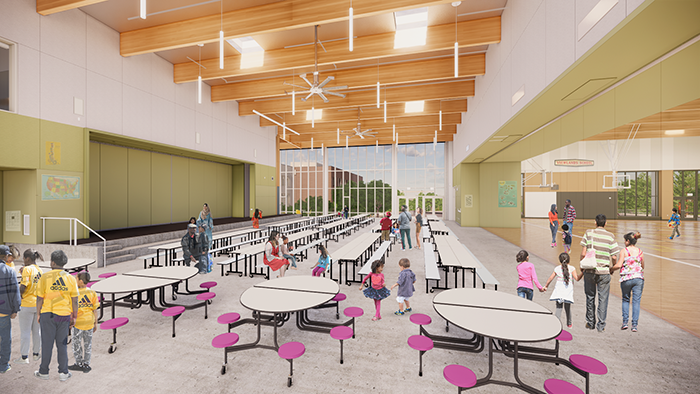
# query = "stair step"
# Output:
<box><xmin>105</xmin><ymin>244</ymin><xmax>122</xmax><ymax>252</ymax></box>
<box><xmin>106</xmin><ymin>249</ymin><xmax>132</xmax><ymax>259</ymax></box>
<box><xmin>106</xmin><ymin>254</ymin><xmax>136</xmax><ymax>265</ymax></box>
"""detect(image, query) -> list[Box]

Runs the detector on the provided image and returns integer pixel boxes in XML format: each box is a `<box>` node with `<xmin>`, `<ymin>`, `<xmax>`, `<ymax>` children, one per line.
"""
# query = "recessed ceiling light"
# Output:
<box><xmin>227</xmin><ymin>37</ymin><xmax>265</xmax><ymax>68</ymax></box>
<box><xmin>405</xmin><ymin>100</ymin><xmax>425</xmax><ymax>113</ymax></box>
<box><xmin>394</xmin><ymin>8</ymin><xmax>428</xmax><ymax>49</ymax></box>
<box><xmin>665</xmin><ymin>129</ymin><xmax>685</xmax><ymax>135</ymax></box>
<box><xmin>306</xmin><ymin>109</ymin><xmax>323</xmax><ymax>120</ymax></box>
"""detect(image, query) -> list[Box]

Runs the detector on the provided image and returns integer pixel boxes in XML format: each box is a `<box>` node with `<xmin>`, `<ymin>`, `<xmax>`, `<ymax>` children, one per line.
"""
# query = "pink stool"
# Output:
<box><xmin>99</xmin><ymin>272</ymin><xmax>117</xmax><ymax>279</ymax></box>
<box><xmin>554</xmin><ymin>329</ymin><xmax>573</xmax><ymax>361</ymax></box>
<box><xmin>200</xmin><ymin>281</ymin><xmax>217</xmax><ymax>291</ymax></box>
<box><xmin>212</xmin><ymin>332</ymin><xmax>239</xmax><ymax>375</ymax></box>
<box><xmin>332</xmin><ymin>293</ymin><xmax>347</xmax><ymax>319</ymax></box>
<box><xmin>410</xmin><ymin>313</ymin><xmax>432</xmax><ymax>335</ymax></box>
<box><xmin>162</xmin><ymin>306</ymin><xmax>185</xmax><ymax>338</ymax></box>
<box><xmin>443</xmin><ymin>364</ymin><xmax>477</xmax><ymax>392</ymax></box>
<box><xmin>408</xmin><ymin>335</ymin><xmax>434</xmax><ymax>377</ymax></box>
<box><xmin>100</xmin><ymin>317</ymin><xmax>129</xmax><ymax>353</ymax></box>
<box><xmin>544</xmin><ymin>378</ymin><xmax>584</xmax><ymax>394</ymax></box>
<box><xmin>330</xmin><ymin>326</ymin><xmax>354</xmax><ymax>364</ymax></box>
<box><xmin>343</xmin><ymin>307</ymin><xmax>364</xmax><ymax>339</ymax></box>
<box><xmin>86</xmin><ymin>281</ymin><xmax>97</xmax><ymax>288</ymax></box>
<box><xmin>217</xmin><ymin>312</ymin><xmax>241</xmax><ymax>333</ymax></box>
<box><xmin>278</xmin><ymin>342</ymin><xmax>305</xmax><ymax>387</ymax></box>
<box><xmin>569</xmin><ymin>354</ymin><xmax>608</xmax><ymax>394</ymax></box>
<box><xmin>196</xmin><ymin>292</ymin><xmax>216</xmax><ymax>319</ymax></box>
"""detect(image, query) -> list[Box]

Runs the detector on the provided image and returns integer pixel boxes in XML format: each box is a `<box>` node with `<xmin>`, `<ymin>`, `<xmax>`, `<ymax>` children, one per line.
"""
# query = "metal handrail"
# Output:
<box><xmin>40</xmin><ymin>217</ymin><xmax>107</xmax><ymax>268</ymax></box>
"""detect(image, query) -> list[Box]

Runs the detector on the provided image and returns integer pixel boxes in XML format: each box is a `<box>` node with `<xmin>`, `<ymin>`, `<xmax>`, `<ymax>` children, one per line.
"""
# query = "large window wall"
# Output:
<box><xmin>673</xmin><ymin>170</ymin><xmax>699</xmax><ymax>220</ymax></box>
<box><xmin>279</xmin><ymin>150</ymin><xmax>324</xmax><ymax>216</ymax></box>
<box><xmin>328</xmin><ymin>145</ymin><xmax>392</xmax><ymax>215</ymax></box>
<box><xmin>617</xmin><ymin>171</ymin><xmax>658</xmax><ymax>218</ymax></box>
<box><xmin>397</xmin><ymin>143</ymin><xmax>445</xmax><ymax>214</ymax></box>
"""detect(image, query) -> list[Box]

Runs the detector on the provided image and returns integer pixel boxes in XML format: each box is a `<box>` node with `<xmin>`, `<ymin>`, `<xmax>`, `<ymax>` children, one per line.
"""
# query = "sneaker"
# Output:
<box><xmin>404</xmin><ymin>308</ymin><xmax>412</xmax><ymax>313</ymax></box>
<box><xmin>553</xmin><ymin>242</ymin><xmax>557</xmax><ymax>246</ymax></box>
<box><xmin>585</xmin><ymin>323</ymin><xmax>595</xmax><ymax>330</ymax></box>
<box><xmin>371</xmin><ymin>316</ymin><xmax>378</xmax><ymax>321</ymax></box>
<box><xmin>677</xmin><ymin>235</ymin><xmax>681</xmax><ymax>238</ymax></box>
<box><xmin>597</xmin><ymin>328</ymin><xmax>605</xmax><ymax>333</ymax></box>
<box><xmin>68</xmin><ymin>363</ymin><xmax>83</xmax><ymax>371</ymax></box>
<box><xmin>394</xmin><ymin>310</ymin><xmax>404</xmax><ymax>316</ymax></box>
<box><xmin>631</xmin><ymin>327</ymin><xmax>638</xmax><ymax>332</ymax></box>
<box><xmin>550</xmin><ymin>243</ymin><xmax>554</xmax><ymax>248</ymax></box>
<box><xmin>567</xmin><ymin>324</ymin><xmax>572</xmax><ymax>328</ymax></box>
<box><xmin>33</xmin><ymin>354</ymin><xmax>40</xmax><ymax>361</ymax></box>
<box><xmin>82</xmin><ymin>364</ymin><xmax>92</xmax><ymax>373</ymax></box>
<box><xmin>669</xmin><ymin>236</ymin><xmax>673</xmax><ymax>240</ymax></box>
<box><xmin>402</xmin><ymin>248</ymin><xmax>405</xmax><ymax>251</ymax></box>
<box><xmin>621</xmin><ymin>324</ymin><xmax>628</xmax><ymax>330</ymax></box>
<box><xmin>34</xmin><ymin>370</ymin><xmax>49</xmax><ymax>380</ymax></box>
<box><xmin>15</xmin><ymin>357</ymin><xmax>29</xmax><ymax>364</ymax></box>
<box><xmin>59</xmin><ymin>371</ymin><xmax>72</xmax><ymax>382</ymax></box>
<box><xmin>0</xmin><ymin>365</ymin><xmax>10</xmax><ymax>374</ymax></box>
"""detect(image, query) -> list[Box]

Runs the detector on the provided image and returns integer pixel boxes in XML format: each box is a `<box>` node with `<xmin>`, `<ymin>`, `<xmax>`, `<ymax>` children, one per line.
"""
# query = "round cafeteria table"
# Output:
<box><xmin>433</xmin><ymin>288</ymin><xmax>562</xmax><ymax>393</ymax></box>
<box><xmin>123</xmin><ymin>266</ymin><xmax>203</xmax><ymax>299</ymax></box>
<box><xmin>38</xmin><ymin>258</ymin><xmax>96</xmax><ymax>273</ymax></box>
<box><xmin>90</xmin><ymin>275</ymin><xmax>179</xmax><ymax>320</ymax></box>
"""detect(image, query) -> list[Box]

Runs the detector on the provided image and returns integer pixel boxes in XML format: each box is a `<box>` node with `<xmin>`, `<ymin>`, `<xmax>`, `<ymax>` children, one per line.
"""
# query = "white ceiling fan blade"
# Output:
<box><xmin>317</xmin><ymin>92</ymin><xmax>329</xmax><ymax>103</ymax></box>
<box><xmin>323</xmin><ymin>85</ymin><xmax>348</xmax><ymax>90</ymax></box>
<box><xmin>325</xmin><ymin>91</ymin><xmax>346</xmax><ymax>98</ymax></box>
<box><xmin>301</xmin><ymin>91</ymin><xmax>314</xmax><ymax>102</ymax></box>
<box><xmin>283</xmin><ymin>82</ymin><xmax>311</xmax><ymax>90</ymax></box>
<box><xmin>359</xmin><ymin>134</ymin><xmax>365</xmax><ymax>139</ymax></box>
<box><xmin>317</xmin><ymin>76</ymin><xmax>334</xmax><ymax>89</ymax></box>
<box><xmin>299</xmin><ymin>74</ymin><xmax>313</xmax><ymax>87</ymax></box>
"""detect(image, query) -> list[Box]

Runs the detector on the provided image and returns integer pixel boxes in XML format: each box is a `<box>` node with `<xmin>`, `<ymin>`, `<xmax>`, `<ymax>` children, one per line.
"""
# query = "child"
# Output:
<box><xmin>389</xmin><ymin>258</ymin><xmax>415</xmax><ymax>315</ymax></box>
<box><xmin>5</xmin><ymin>245</ymin><xmax>19</xmax><ymax>269</ymax></box>
<box><xmin>668</xmin><ymin>208</ymin><xmax>681</xmax><ymax>240</ymax></box>
<box><xmin>359</xmin><ymin>260</ymin><xmax>391</xmax><ymax>321</ymax></box>
<box><xmin>16</xmin><ymin>249</ymin><xmax>44</xmax><ymax>364</ymax></box>
<box><xmin>515</xmin><ymin>250</ymin><xmax>543</xmax><ymax>300</ymax></box>
<box><xmin>68</xmin><ymin>272</ymin><xmax>99</xmax><ymax>373</ymax></box>
<box><xmin>380</xmin><ymin>212</ymin><xmax>392</xmax><ymax>242</ymax></box>
<box><xmin>561</xmin><ymin>224</ymin><xmax>572</xmax><ymax>254</ymax></box>
<box><xmin>311</xmin><ymin>245</ymin><xmax>330</xmax><ymax>277</ymax></box>
<box><xmin>543</xmin><ymin>253</ymin><xmax>581</xmax><ymax>328</ymax></box>
<box><xmin>391</xmin><ymin>221</ymin><xmax>400</xmax><ymax>237</ymax></box>
<box><xmin>280</xmin><ymin>235</ymin><xmax>297</xmax><ymax>270</ymax></box>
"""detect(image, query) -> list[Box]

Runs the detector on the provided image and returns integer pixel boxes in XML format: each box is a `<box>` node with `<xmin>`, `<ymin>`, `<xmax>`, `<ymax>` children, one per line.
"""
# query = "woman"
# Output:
<box><xmin>612</xmin><ymin>232</ymin><xmax>644</xmax><ymax>332</ymax></box>
<box><xmin>548</xmin><ymin>204</ymin><xmax>558</xmax><ymax>247</ymax></box>
<box><xmin>263</xmin><ymin>231</ymin><xmax>289</xmax><ymax>278</ymax></box>
<box><xmin>197</xmin><ymin>203</ymin><xmax>213</xmax><ymax>249</ymax></box>
<box><xmin>252</xmin><ymin>209</ymin><xmax>262</xmax><ymax>229</ymax></box>
<box><xmin>415</xmin><ymin>208</ymin><xmax>423</xmax><ymax>250</ymax></box>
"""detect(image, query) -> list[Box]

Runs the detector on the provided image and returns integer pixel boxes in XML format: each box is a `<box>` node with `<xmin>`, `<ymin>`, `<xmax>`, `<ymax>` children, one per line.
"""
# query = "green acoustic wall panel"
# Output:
<box><xmin>459</xmin><ymin>164</ymin><xmax>480</xmax><ymax>227</ymax></box>
<box><xmin>89</xmin><ymin>142</ymin><xmax>101</xmax><ymax>230</ymax></box>
<box><xmin>0</xmin><ymin>171</ymin><xmax>3</xmax><ymax>243</ymax></box>
<box><xmin>2</xmin><ymin>170</ymin><xmax>38</xmax><ymax>243</ymax></box>
<box><xmin>249</xmin><ymin>165</ymin><xmax>256</xmax><ymax>218</ymax></box>
<box><xmin>216</xmin><ymin>163</ymin><xmax>232</xmax><ymax>218</ymax></box>
<box><xmin>37</xmin><ymin>169</ymin><xmax>84</xmax><ymax>243</ymax></box>
<box><xmin>171</xmin><ymin>156</ymin><xmax>190</xmax><ymax>223</ymax></box>
<box><xmin>188</xmin><ymin>159</ymin><xmax>205</xmax><ymax>218</ymax></box>
<box><xmin>232</xmin><ymin>164</ymin><xmax>244</xmax><ymax>217</ymax></box>
<box><xmin>127</xmin><ymin>149</ymin><xmax>152</xmax><ymax>227</ymax></box>
<box><xmin>0</xmin><ymin>111</ymin><xmax>40</xmax><ymax>169</ymax></box>
<box><xmin>40</xmin><ymin>119</ymin><xmax>84</xmax><ymax>172</ymax></box>
<box><xmin>479</xmin><ymin>162</ymin><xmax>521</xmax><ymax>228</ymax></box>
<box><xmin>201</xmin><ymin>160</ymin><xmax>218</xmax><ymax>216</ymax></box>
<box><xmin>99</xmin><ymin>144</ymin><xmax>128</xmax><ymax>230</ymax></box>
<box><xmin>151</xmin><ymin>152</ymin><xmax>171</xmax><ymax>225</ymax></box>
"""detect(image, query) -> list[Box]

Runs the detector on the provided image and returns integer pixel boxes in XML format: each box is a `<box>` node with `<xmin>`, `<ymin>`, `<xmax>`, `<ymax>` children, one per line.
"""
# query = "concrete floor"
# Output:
<box><xmin>3</xmin><ymin>221</ymin><xmax>699</xmax><ymax>393</ymax></box>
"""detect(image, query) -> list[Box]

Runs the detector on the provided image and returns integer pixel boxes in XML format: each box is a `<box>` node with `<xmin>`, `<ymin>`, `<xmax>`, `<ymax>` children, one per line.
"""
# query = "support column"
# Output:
<box><xmin>323</xmin><ymin>146</ymin><xmax>328</xmax><ymax>216</ymax></box>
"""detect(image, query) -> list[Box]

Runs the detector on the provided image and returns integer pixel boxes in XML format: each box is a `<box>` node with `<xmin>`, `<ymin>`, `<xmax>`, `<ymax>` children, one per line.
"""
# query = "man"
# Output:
<box><xmin>182</xmin><ymin>223</ymin><xmax>203</xmax><ymax>272</ymax></box>
<box><xmin>35</xmin><ymin>250</ymin><xmax>79</xmax><ymax>381</ymax></box>
<box><xmin>580</xmin><ymin>214</ymin><xmax>620</xmax><ymax>333</ymax></box>
<box><xmin>398</xmin><ymin>205</ymin><xmax>413</xmax><ymax>251</ymax></box>
<box><xmin>0</xmin><ymin>245</ymin><xmax>21</xmax><ymax>374</ymax></box>
<box><xmin>343</xmin><ymin>205</ymin><xmax>349</xmax><ymax>219</ymax></box>
<box><xmin>563</xmin><ymin>199</ymin><xmax>576</xmax><ymax>236</ymax></box>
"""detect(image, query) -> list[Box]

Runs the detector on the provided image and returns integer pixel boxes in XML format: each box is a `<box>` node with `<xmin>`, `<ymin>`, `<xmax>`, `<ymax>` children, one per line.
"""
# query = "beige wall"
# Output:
<box><xmin>453</xmin><ymin>162</ymin><xmax>520</xmax><ymax>228</ymax></box>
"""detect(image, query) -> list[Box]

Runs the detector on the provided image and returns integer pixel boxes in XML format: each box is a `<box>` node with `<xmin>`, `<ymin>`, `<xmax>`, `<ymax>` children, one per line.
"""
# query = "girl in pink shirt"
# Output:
<box><xmin>359</xmin><ymin>260</ymin><xmax>391</xmax><ymax>321</ymax></box>
<box><xmin>515</xmin><ymin>250</ymin><xmax>543</xmax><ymax>300</ymax></box>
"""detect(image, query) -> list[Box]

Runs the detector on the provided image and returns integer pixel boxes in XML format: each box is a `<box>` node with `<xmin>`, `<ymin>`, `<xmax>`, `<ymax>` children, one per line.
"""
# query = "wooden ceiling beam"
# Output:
<box><xmin>36</xmin><ymin>0</ymin><xmax>107</xmax><ymax>15</ymax></box>
<box><xmin>260</xmin><ymin>99</ymin><xmax>467</xmax><ymax>126</ymax></box>
<box><xmin>212</xmin><ymin>54</ymin><xmax>484</xmax><ymax>101</ymax></box>
<box><xmin>285</xmin><ymin>114</ymin><xmax>461</xmax><ymax>135</ymax></box>
<box><xmin>174</xmin><ymin>17</ymin><xmax>499</xmax><ymax>83</ymax></box>
<box><xmin>121</xmin><ymin>0</ymin><xmax>460</xmax><ymax>56</ymax></box>
<box><xmin>238</xmin><ymin>80</ymin><xmax>474</xmax><ymax>115</ymax></box>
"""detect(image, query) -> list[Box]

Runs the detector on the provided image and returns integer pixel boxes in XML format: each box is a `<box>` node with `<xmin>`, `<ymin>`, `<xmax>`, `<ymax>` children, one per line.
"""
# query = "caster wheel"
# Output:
<box><xmin>249</xmin><ymin>275</ymin><xmax>254</xmax><ymax>278</ymax></box>
<box><xmin>340</xmin><ymin>360</ymin><xmax>344</xmax><ymax>364</ymax></box>
<box><xmin>446</xmin><ymin>326</ymin><xmax>449</xmax><ymax>333</ymax></box>
<box><xmin>173</xmin><ymin>294</ymin><xmax>178</xmax><ymax>300</ymax></box>
<box><xmin>336</xmin><ymin>313</ymin><xmax>340</xmax><ymax>320</ymax></box>
<box><xmin>430</xmin><ymin>289</ymin><xmax>434</xmax><ymax>293</ymax></box>
<box><xmin>225</xmin><ymin>273</ymin><xmax>230</xmax><ymax>276</ymax></box>
<box><xmin>287</xmin><ymin>377</ymin><xmax>293</xmax><ymax>387</ymax></box>
<box><xmin>239</xmin><ymin>273</ymin><xmax>243</xmax><ymax>278</ymax></box>
<box><xmin>419</xmin><ymin>372</ymin><xmax>423</xmax><ymax>377</ymax></box>
<box><xmin>221</xmin><ymin>365</ymin><xmax>226</xmax><ymax>375</ymax></box>
<box><xmin>108</xmin><ymin>344</ymin><xmax>116</xmax><ymax>354</ymax></box>
<box><xmin>208</xmin><ymin>300</ymin><xmax>213</xmax><ymax>305</ymax></box>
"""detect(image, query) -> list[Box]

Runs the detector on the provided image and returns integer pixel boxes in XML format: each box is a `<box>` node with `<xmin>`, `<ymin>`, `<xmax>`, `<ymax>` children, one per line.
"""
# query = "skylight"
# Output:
<box><xmin>405</xmin><ymin>100</ymin><xmax>425</xmax><ymax>113</ymax></box>
<box><xmin>227</xmin><ymin>37</ymin><xmax>265</xmax><ymax>68</ymax></box>
<box><xmin>306</xmin><ymin>109</ymin><xmax>323</xmax><ymax>121</ymax></box>
<box><xmin>394</xmin><ymin>8</ymin><xmax>428</xmax><ymax>49</ymax></box>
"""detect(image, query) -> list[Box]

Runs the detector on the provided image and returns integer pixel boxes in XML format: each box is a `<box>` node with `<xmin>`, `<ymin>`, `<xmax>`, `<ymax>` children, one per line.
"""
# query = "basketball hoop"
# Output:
<box><xmin>600</xmin><ymin>124</ymin><xmax>639</xmax><ymax>190</ymax></box>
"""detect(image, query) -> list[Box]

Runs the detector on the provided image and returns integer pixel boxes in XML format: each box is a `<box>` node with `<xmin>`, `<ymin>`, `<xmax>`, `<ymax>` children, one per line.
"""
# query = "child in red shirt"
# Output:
<box><xmin>380</xmin><ymin>212</ymin><xmax>392</xmax><ymax>242</ymax></box>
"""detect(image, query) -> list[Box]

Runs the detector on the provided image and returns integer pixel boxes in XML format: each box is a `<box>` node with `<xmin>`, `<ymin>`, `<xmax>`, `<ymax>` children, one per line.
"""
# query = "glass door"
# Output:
<box><xmin>673</xmin><ymin>170</ymin><xmax>698</xmax><ymax>220</ymax></box>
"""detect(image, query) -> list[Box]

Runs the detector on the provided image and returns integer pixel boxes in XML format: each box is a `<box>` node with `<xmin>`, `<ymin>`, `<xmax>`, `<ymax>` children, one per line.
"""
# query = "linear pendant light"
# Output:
<box><xmin>349</xmin><ymin>5</ymin><xmax>354</xmax><ymax>51</ymax></box>
<box><xmin>219</xmin><ymin>1</ymin><xmax>224</xmax><ymax>69</ymax></box>
<box><xmin>140</xmin><ymin>0</ymin><xmax>146</xmax><ymax>19</ymax></box>
<box><xmin>376</xmin><ymin>82</ymin><xmax>380</xmax><ymax>108</ymax></box>
<box><xmin>392</xmin><ymin>122</ymin><xmax>395</xmax><ymax>141</ymax></box>
<box><xmin>311</xmin><ymin>106</ymin><xmax>315</xmax><ymax>128</ymax></box>
<box><xmin>283</xmin><ymin>122</ymin><xmax>286</xmax><ymax>139</ymax></box>
<box><xmin>321</xmin><ymin>143</ymin><xmax>324</xmax><ymax>155</ymax></box>
<box><xmin>439</xmin><ymin>110</ymin><xmax>442</xmax><ymax>130</ymax></box>
<box><xmin>311</xmin><ymin>137</ymin><xmax>314</xmax><ymax>150</ymax></box>
<box><xmin>292</xmin><ymin>90</ymin><xmax>295</xmax><ymax>115</ymax></box>
<box><xmin>384</xmin><ymin>100</ymin><xmax>387</xmax><ymax>123</ymax></box>
<box><xmin>454</xmin><ymin>43</ymin><xmax>459</xmax><ymax>78</ymax></box>
<box><xmin>197</xmin><ymin>76</ymin><xmax>202</xmax><ymax>104</ymax></box>
<box><xmin>337</xmin><ymin>127</ymin><xmax>340</xmax><ymax>144</ymax></box>
<box><xmin>346</xmin><ymin>135</ymin><xmax>349</xmax><ymax>149</ymax></box>
<box><xmin>376</xmin><ymin>140</ymin><xmax>378</xmax><ymax>153</ymax></box>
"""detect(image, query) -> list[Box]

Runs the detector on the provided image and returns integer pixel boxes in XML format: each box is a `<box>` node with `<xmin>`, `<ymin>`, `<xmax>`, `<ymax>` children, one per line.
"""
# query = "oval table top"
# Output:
<box><xmin>90</xmin><ymin>275</ymin><xmax>178</xmax><ymax>294</ymax></box>
<box><xmin>37</xmin><ymin>258</ymin><xmax>95</xmax><ymax>271</ymax></box>
<box><xmin>123</xmin><ymin>266</ymin><xmax>198</xmax><ymax>281</ymax></box>
<box><xmin>240</xmin><ymin>276</ymin><xmax>338</xmax><ymax>314</ymax></box>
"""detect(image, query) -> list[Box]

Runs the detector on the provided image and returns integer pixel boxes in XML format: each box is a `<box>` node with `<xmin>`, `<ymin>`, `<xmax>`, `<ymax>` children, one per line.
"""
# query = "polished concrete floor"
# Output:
<box><xmin>486</xmin><ymin>218</ymin><xmax>700</xmax><ymax>338</ymax></box>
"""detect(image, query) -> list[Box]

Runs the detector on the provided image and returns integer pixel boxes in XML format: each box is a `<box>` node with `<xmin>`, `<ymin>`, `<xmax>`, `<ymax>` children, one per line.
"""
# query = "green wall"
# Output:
<box><xmin>232</xmin><ymin>164</ymin><xmax>245</xmax><ymax>217</ymax></box>
<box><xmin>453</xmin><ymin>162</ymin><xmax>520</xmax><ymax>228</ymax></box>
<box><xmin>254</xmin><ymin>164</ymin><xmax>277</xmax><ymax>217</ymax></box>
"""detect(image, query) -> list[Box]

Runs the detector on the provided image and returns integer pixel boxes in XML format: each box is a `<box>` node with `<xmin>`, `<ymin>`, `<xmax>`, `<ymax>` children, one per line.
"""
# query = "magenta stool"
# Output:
<box><xmin>569</xmin><ymin>354</ymin><xmax>608</xmax><ymax>394</ymax></box>
<box><xmin>162</xmin><ymin>306</ymin><xmax>185</xmax><ymax>338</ymax></box>
<box><xmin>217</xmin><ymin>312</ymin><xmax>241</xmax><ymax>333</ymax></box>
<box><xmin>200</xmin><ymin>281</ymin><xmax>217</xmax><ymax>291</ymax></box>
<box><xmin>278</xmin><ymin>342</ymin><xmax>305</xmax><ymax>387</ymax></box>
<box><xmin>86</xmin><ymin>281</ymin><xmax>97</xmax><ymax>288</ymax></box>
<box><xmin>99</xmin><ymin>272</ymin><xmax>117</xmax><ymax>279</ymax></box>
<box><xmin>332</xmin><ymin>293</ymin><xmax>347</xmax><ymax>319</ymax></box>
<box><xmin>343</xmin><ymin>307</ymin><xmax>364</xmax><ymax>339</ymax></box>
<box><xmin>443</xmin><ymin>364</ymin><xmax>477</xmax><ymax>392</ymax></box>
<box><xmin>408</xmin><ymin>335</ymin><xmax>434</xmax><ymax>377</ymax></box>
<box><xmin>100</xmin><ymin>317</ymin><xmax>129</xmax><ymax>353</ymax></box>
<box><xmin>554</xmin><ymin>329</ymin><xmax>572</xmax><ymax>361</ymax></box>
<box><xmin>212</xmin><ymin>332</ymin><xmax>239</xmax><ymax>375</ymax></box>
<box><xmin>196</xmin><ymin>292</ymin><xmax>216</xmax><ymax>319</ymax></box>
<box><xmin>330</xmin><ymin>326</ymin><xmax>354</xmax><ymax>364</ymax></box>
<box><xmin>410</xmin><ymin>313</ymin><xmax>432</xmax><ymax>335</ymax></box>
<box><xmin>544</xmin><ymin>378</ymin><xmax>584</xmax><ymax>394</ymax></box>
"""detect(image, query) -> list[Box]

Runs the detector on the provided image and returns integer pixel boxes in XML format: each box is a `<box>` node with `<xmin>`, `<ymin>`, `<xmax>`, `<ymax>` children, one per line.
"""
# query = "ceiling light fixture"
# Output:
<box><xmin>349</xmin><ymin>1</ymin><xmax>354</xmax><ymax>52</ymax></box>
<box><xmin>393</xmin><ymin>121</ymin><xmax>396</xmax><ymax>141</ymax></box>
<box><xmin>337</xmin><ymin>125</ymin><xmax>340</xmax><ymax>144</ymax></box>
<box><xmin>394</xmin><ymin>8</ymin><xmax>428</xmax><ymax>49</ymax></box>
<box><xmin>311</xmin><ymin>137</ymin><xmax>314</xmax><ymax>150</ymax></box>
<box><xmin>321</xmin><ymin>143</ymin><xmax>324</xmax><ymax>155</ymax></box>
<box><xmin>665</xmin><ymin>129</ymin><xmax>685</xmax><ymax>135</ymax></box>
<box><xmin>253</xmin><ymin>110</ymin><xmax>300</xmax><ymax>135</ymax></box>
<box><xmin>376</xmin><ymin>82</ymin><xmax>380</xmax><ymax>108</ymax></box>
<box><xmin>197</xmin><ymin>44</ymin><xmax>203</xmax><ymax>104</ymax></box>
<box><xmin>140</xmin><ymin>0</ymin><xmax>146</xmax><ymax>19</ymax></box>
<box><xmin>376</xmin><ymin>140</ymin><xmax>378</xmax><ymax>153</ymax></box>
<box><xmin>405</xmin><ymin>100</ymin><xmax>424</xmax><ymax>113</ymax></box>
<box><xmin>439</xmin><ymin>109</ymin><xmax>442</xmax><ymax>130</ymax></box>
<box><xmin>219</xmin><ymin>0</ymin><xmax>224</xmax><ymax>69</ymax></box>
<box><xmin>312</xmin><ymin>106</ymin><xmax>315</xmax><ymax>128</ymax></box>
<box><xmin>283</xmin><ymin>122</ymin><xmax>286</xmax><ymax>139</ymax></box>
<box><xmin>384</xmin><ymin>100</ymin><xmax>387</xmax><ymax>123</ymax></box>
<box><xmin>346</xmin><ymin>135</ymin><xmax>349</xmax><ymax>149</ymax></box>
<box><xmin>453</xmin><ymin>2</ymin><xmax>460</xmax><ymax>78</ymax></box>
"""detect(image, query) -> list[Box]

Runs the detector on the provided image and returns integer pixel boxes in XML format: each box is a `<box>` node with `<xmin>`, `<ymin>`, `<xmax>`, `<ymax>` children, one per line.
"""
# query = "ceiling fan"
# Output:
<box><xmin>284</xmin><ymin>25</ymin><xmax>347</xmax><ymax>103</ymax></box>
<box><xmin>341</xmin><ymin>108</ymin><xmax>378</xmax><ymax>139</ymax></box>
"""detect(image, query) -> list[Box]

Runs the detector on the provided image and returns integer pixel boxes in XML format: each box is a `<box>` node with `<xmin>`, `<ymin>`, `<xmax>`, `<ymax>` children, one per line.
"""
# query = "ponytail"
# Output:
<box><xmin>559</xmin><ymin>253</ymin><xmax>570</xmax><ymax>285</ymax></box>
<box><xmin>23</xmin><ymin>249</ymin><xmax>44</xmax><ymax>264</ymax></box>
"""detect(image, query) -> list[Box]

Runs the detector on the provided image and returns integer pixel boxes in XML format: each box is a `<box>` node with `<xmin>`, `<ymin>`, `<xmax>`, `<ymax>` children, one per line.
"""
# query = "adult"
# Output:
<box><xmin>548</xmin><ymin>204</ymin><xmax>558</xmax><ymax>247</ymax></box>
<box><xmin>35</xmin><ymin>250</ymin><xmax>79</xmax><ymax>381</ymax></box>
<box><xmin>612</xmin><ymin>232</ymin><xmax>644</xmax><ymax>332</ymax></box>
<box><xmin>0</xmin><ymin>245</ymin><xmax>21</xmax><ymax>374</ymax></box>
<box><xmin>181</xmin><ymin>224</ymin><xmax>204</xmax><ymax>273</ymax></box>
<box><xmin>263</xmin><ymin>230</ymin><xmax>289</xmax><ymax>278</ymax></box>
<box><xmin>252</xmin><ymin>209</ymin><xmax>262</xmax><ymax>229</ymax></box>
<box><xmin>198</xmin><ymin>225</ymin><xmax>210</xmax><ymax>274</ymax></box>
<box><xmin>343</xmin><ymin>205</ymin><xmax>349</xmax><ymax>219</ymax></box>
<box><xmin>398</xmin><ymin>205</ymin><xmax>413</xmax><ymax>251</ymax></box>
<box><xmin>580</xmin><ymin>214</ymin><xmax>620</xmax><ymax>332</ymax></box>
<box><xmin>415</xmin><ymin>208</ymin><xmax>423</xmax><ymax>250</ymax></box>
<box><xmin>17</xmin><ymin>249</ymin><xmax>44</xmax><ymax>364</ymax></box>
<box><xmin>563</xmin><ymin>199</ymin><xmax>576</xmax><ymax>236</ymax></box>
<box><xmin>197</xmin><ymin>203</ymin><xmax>214</xmax><ymax>249</ymax></box>
<box><xmin>379</xmin><ymin>212</ymin><xmax>392</xmax><ymax>242</ymax></box>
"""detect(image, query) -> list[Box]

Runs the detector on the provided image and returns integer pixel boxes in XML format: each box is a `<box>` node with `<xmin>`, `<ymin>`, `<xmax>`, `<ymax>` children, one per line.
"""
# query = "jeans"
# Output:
<box><xmin>0</xmin><ymin>314</ymin><xmax>11</xmax><ymax>371</ymax></box>
<box><xmin>621</xmin><ymin>278</ymin><xmax>644</xmax><ymax>327</ymax></box>
<box><xmin>549</xmin><ymin>221</ymin><xmax>558</xmax><ymax>244</ymax></box>
<box><xmin>283</xmin><ymin>254</ymin><xmax>297</xmax><ymax>268</ymax></box>
<box><xmin>198</xmin><ymin>254</ymin><xmax>208</xmax><ymax>274</ymax></box>
<box><xmin>19</xmin><ymin>306</ymin><xmax>41</xmax><ymax>357</ymax></box>
<box><xmin>72</xmin><ymin>327</ymin><xmax>93</xmax><ymax>365</ymax></box>
<box><xmin>39</xmin><ymin>312</ymin><xmax>71</xmax><ymax>375</ymax></box>
<box><xmin>584</xmin><ymin>273</ymin><xmax>611</xmax><ymax>331</ymax></box>
<box><xmin>400</xmin><ymin>229</ymin><xmax>412</xmax><ymax>249</ymax></box>
<box><xmin>670</xmin><ymin>224</ymin><xmax>680</xmax><ymax>239</ymax></box>
<box><xmin>517</xmin><ymin>287</ymin><xmax>534</xmax><ymax>300</ymax></box>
